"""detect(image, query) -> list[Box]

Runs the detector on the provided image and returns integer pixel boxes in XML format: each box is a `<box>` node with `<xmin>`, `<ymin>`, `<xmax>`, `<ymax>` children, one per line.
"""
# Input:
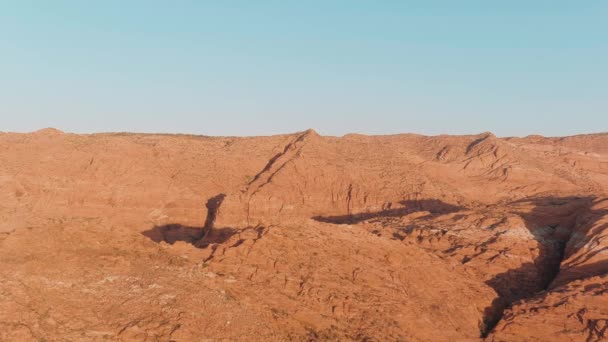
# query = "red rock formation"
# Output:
<box><xmin>0</xmin><ymin>129</ymin><xmax>606</xmax><ymax>341</ymax></box>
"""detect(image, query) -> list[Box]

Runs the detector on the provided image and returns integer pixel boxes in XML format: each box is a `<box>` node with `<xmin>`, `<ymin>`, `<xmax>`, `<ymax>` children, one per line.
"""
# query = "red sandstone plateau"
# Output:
<box><xmin>1</xmin><ymin>128</ymin><xmax>607</xmax><ymax>341</ymax></box>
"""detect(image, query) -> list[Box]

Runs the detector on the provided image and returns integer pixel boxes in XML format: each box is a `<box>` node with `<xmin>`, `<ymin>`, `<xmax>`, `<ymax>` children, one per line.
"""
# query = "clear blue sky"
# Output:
<box><xmin>1</xmin><ymin>1</ymin><xmax>607</xmax><ymax>137</ymax></box>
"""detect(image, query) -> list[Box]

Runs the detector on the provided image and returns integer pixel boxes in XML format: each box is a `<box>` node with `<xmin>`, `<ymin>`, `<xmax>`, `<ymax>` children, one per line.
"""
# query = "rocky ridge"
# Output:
<box><xmin>0</xmin><ymin>129</ymin><xmax>607</xmax><ymax>341</ymax></box>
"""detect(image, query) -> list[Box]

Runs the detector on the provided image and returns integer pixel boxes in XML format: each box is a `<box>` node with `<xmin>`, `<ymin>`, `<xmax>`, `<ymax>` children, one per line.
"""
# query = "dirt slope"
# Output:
<box><xmin>1</xmin><ymin>128</ymin><xmax>607</xmax><ymax>341</ymax></box>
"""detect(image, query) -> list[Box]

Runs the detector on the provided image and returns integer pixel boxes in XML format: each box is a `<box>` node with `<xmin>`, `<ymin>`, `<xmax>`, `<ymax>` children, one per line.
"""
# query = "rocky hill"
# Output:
<box><xmin>1</xmin><ymin>129</ymin><xmax>607</xmax><ymax>341</ymax></box>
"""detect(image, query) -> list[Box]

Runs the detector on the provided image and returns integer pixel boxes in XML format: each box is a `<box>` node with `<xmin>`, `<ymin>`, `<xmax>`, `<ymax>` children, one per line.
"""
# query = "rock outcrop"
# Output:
<box><xmin>0</xmin><ymin>129</ymin><xmax>607</xmax><ymax>341</ymax></box>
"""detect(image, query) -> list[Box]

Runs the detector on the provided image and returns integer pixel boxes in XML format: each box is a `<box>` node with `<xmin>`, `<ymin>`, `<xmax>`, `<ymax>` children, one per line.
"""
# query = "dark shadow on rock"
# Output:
<box><xmin>142</xmin><ymin>223</ymin><xmax>205</xmax><ymax>245</ymax></box>
<box><xmin>554</xmin><ymin>259</ymin><xmax>608</xmax><ymax>286</ymax></box>
<box><xmin>480</xmin><ymin>195</ymin><xmax>608</xmax><ymax>337</ymax></box>
<box><xmin>204</xmin><ymin>193</ymin><xmax>226</xmax><ymax>235</ymax></box>
<box><xmin>142</xmin><ymin>224</ymin><xmax>238</xmax><ymax>248</ymax></box>
<box><xmin>466</xmin><ymin>135</ymin><xmax>491</xmax><ymax>154</ymax></box>
<box><xmin>312</xmin><ymin>199</ymin><xmax>464</xmax><ymax>224</ymax></box>
<box><xmin>141</xmin><ymin>193</ymin><xmax>233</xmax><ymax>248</ymax></box>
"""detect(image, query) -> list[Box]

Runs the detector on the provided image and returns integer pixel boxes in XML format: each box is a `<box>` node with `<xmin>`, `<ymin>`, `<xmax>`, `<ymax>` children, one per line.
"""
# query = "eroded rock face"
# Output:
<box><xmin>487</xmin><ymin>199</ymin><xmax>608</xmax><ymax>342</ymax></box>
<box><xmin>0</xmin><ymin>129</ymin><xmax>607</xmax><ymax>341</ymax></box>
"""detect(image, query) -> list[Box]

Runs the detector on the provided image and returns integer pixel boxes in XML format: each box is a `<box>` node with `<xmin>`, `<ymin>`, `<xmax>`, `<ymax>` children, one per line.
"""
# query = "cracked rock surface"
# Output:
<box><xmin>1</xmin><ymin>129</ymin><xmax>607</xmax><ymax>341</ymax></box>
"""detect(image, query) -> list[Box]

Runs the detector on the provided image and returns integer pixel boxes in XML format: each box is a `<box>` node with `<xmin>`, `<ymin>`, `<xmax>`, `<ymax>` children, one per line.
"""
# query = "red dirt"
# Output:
<box><xmin>1</xmin><ymin>129</ymin><xmax>607</xmax><ymax>341</ymax></box>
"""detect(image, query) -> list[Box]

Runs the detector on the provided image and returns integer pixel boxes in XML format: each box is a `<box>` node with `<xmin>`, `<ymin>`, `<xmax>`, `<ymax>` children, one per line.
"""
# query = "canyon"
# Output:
<box><xmin>1</xmin><ymin>128</ymin><xmax>607</xmax><ymax>341</ymax></box>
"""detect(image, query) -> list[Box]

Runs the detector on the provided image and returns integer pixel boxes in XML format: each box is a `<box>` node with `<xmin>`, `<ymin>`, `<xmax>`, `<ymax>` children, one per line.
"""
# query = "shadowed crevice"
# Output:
<box><xmin>480</xmin><ymin>196</ymin><xmax>601</xmax><ymax>338</ymax></box>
